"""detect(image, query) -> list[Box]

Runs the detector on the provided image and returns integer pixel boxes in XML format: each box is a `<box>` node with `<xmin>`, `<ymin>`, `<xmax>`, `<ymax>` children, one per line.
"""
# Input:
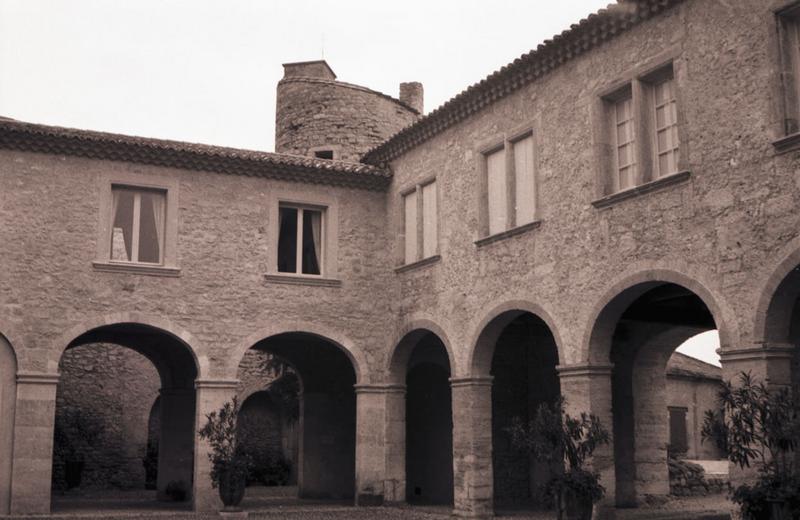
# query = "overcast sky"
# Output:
<box><xmin>0</xmin><ymin>0</ymin><xmax>721</xmax><ymax>366</ymax></box>
<box><xmin>1</xmin><ymin>0</ymin><xmax>615</xmax><ymax>152</ymax></box>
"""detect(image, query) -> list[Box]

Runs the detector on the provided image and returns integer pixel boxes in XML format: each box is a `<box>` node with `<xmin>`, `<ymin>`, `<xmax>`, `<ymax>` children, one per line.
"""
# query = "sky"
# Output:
<box><xmin>0</xmin><ymin>0</ymin><xmax>722</xmax><ymax>366</ymax></box>
<box><xmin>1</xmin><ymin>0</ymin><xmax>614</xmax><ymax>152</ymax></box>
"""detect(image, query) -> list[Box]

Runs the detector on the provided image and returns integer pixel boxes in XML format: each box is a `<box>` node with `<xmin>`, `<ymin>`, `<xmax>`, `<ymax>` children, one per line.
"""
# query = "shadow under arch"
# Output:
<box><xmin>387</xmin><ymin>318</ymin><xmax>456</xmax><ymax>385</ymax></box>
<box><xmin>49</xmin><ymin>313</ymin><xmax>206</xmax><ymax>378</ymax></box>
<box><xmin>230</xmin><ymin>322</ymin><xmax>365</xmax><ymax>384</ymax></box>
<box><xmin>753</xmin><ymin>239</ymin><xmax>800</xmax><ymax>344</ymax></box>
<box><xmin>51</xmin><ymin>319</ymin><xmax>200</xmax><ymax>509</ymax></box>
<box><xmin>0</xmin><ymin>332</ymin><xmax>17</xmax><ymax>515</ymax></box>
<box><xmin>237</xmin><ymin>330</ymin><xmax>358</xmax><ymax>501</ymax></box>
<box><xmin>582</xmin><ymin>268</ymin><xmax>733</xmax><ymax>365</ymax></box>
<box><xmin>467</xmin><ymin>300</ymin><xmax>564</xmax><ymax>378</ymax></box>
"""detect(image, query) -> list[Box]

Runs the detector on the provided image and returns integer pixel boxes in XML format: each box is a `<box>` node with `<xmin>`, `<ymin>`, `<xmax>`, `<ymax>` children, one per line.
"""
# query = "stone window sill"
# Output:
<box><xmin>263</xmin><ymin>273</ymin><xmax>342</xmax><ymax>287</ymax></box>
<box><xmin>591</xmin><ymin>170</ymin><xmax>691</xmax><ymax>209</ymax></box>
<box><xmin>773</xmin><ymin>132</ymin><xmax>800</xmax><ymax>154</ymax></box>
<box><xmin>474</xmin><ymin>220</ymin><xmax>541</xmax><ymax>248</ymax></box>
<box><xmin>395</xmin><ymin>255</ymin><xmax>441</xmax><ymax>274</ymax></box>
<box><xmin>92</xmin><ymin>261</ymin><xmax>181</xmax><ymax>277</ymax></box>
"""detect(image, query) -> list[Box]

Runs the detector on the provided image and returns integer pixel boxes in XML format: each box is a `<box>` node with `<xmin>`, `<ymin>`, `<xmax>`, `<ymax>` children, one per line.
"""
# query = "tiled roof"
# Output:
<box><xmin>362</xmin><ymin>0</ymin><xmax>684</xmax><ymax>165</ymax></box>
<box><xmin>667</xmin><ymin>352</ymin><xmax>722</xmax><ymax>381</ymax></box>
<box><xmin>0</xmin><ymin>120</ymin><xmax>392</xmax><ymax>191</ymax></box>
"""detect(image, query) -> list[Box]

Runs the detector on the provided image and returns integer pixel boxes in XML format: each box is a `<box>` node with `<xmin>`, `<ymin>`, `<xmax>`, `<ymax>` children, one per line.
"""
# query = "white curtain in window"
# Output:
<box><xmin>151</xmin><ymin>193</ymin><xmax>165</xmax><ymax>262</ymax></box>
<box><xmin>110</xmin><ymin>188</ymin><xmax>128</xmax><ymax>260</ymax></box>
<box><xmin>309</xmin><ymin>210</ymin><xmax>322</xmax><ymax>269</ymax></box>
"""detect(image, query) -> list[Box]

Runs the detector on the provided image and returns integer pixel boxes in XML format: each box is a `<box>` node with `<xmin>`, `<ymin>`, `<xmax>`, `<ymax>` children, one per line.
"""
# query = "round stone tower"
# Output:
<box><xmin>275</xmin><ymin>60</ymin><xmax>422</xmax><ymax>162</ymax></box>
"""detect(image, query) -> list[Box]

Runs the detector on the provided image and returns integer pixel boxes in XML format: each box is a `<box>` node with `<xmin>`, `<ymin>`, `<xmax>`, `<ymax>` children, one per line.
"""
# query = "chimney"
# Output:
<box><xmin>282</xmin><ymin>60</ymin><xmax>337</xmax><ymax>81</ymax></box>
<box><xmin>399</xmin><ymin>82</ymin><xmax>424</xmax><ymax>114</ymax></box>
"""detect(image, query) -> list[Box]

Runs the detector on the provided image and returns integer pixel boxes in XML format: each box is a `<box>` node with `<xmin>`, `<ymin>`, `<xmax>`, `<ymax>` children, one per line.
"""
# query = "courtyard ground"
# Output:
<box><xmin>0</xmin><ymin>487</ymin><xmax>733</xmax><ymax>519</ymax></box>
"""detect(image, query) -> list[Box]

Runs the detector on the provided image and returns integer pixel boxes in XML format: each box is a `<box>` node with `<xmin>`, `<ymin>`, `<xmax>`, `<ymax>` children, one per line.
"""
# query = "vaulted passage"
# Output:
<box><xmin>405</xmin><ymin>333</ymin><xmax>453</xmax><ymax>505</ymax></box>
<box><xmin>488</xmin><ymin>313</ymin><xmax>560</xmax><ymax>511</ymax></box>
<box><xmin>763</xmin><ymin>264</ymin><xmax>800</xmax><ymax>470</ymax></box>
<box><xmin>241</xmin><ymin>333</ymin><xmax>356</xmax><ymax>502</ymax></box>
<box><xmin>601</xmin><ymin>283</ymin><xmax>717</xmax><ymax>507</ymax></box>
<box><xmin>51</xmin><ymin>323</ymin><xmax>198</xmax><ymax>512</ymax></box>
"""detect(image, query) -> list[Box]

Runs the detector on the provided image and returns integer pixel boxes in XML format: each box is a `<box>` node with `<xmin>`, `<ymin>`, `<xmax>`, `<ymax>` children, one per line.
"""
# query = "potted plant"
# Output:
<box><xmin>198</xmin><ymin>397</ymin><xmax>252</xmax><ymax>516</ymax></box>
<box><xmin>702</xmin><ymin>372</ymin><xmax>800</xmax><ymax>520</ymax></box>
<box><xmin>507</xmin><ymin>398</ymin><xmax>610</xmax><ymax>520</ymax></box>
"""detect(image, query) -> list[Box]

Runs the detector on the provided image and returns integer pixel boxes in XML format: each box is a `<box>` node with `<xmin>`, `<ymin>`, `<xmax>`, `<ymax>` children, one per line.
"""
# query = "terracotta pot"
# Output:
<box><xmin>555</xmin><ymin>488</ymin><xmax>594</xmax><ymax>520</ymax></box>
<box><xmin>217</xmin><ymin>466</ymin><xmax>246</xmax><ymax>509</ymax></box>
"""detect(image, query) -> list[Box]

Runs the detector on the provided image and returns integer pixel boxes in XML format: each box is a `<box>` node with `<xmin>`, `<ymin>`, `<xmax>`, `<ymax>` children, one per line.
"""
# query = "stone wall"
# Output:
<box><xmin>54</xmin><ymin>344</ymin><xmax>159</xmax><ymax>490</ymax></box>
<box><xmin>53</xmin><ymin>346</ymin><xmax>297</xmax><ymax>491</ymax></box>
<box><xmin>276</xmin><ymin>76</ymin><xmax>419</xmax><ymax>162</ymax></box>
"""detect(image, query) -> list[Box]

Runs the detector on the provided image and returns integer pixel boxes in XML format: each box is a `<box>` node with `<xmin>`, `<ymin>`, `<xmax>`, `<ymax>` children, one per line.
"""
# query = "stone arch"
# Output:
<box><xmin>230</xmin><ymin>321</ymin><xmax>366</xmax><ymax>384</ymax></box>
<box><xmin>0</xmin><ymin>331</ymin><xmax>17</xmax><ymax>515</ymax></box>
<box><xmin>753</xmin><ymin>238</ymin><xmax>800</xmax><ymax>344</ymax></box>
<box><xmin>49</xmin><ymin>314</ymin><xmax>201</xmax><ymax>502</ymax></box>
<box><xmin>48</xmin><ymin>312</ymin><xmax>206</xmax><ymax>378</ymax></box>
<box><xmin>467</xmin><ymin>299</ymin><xmax>565</xmax><ymax>378</ymax></box>
<box><xmin>582</xmin><ymin>267</ymin><xmax>735</xmax><ymax>365</ymax></box>
<box><xmin>386</xmin><ymin>318</ymin><xmax>456</xmax><ymax>385</ymax></box>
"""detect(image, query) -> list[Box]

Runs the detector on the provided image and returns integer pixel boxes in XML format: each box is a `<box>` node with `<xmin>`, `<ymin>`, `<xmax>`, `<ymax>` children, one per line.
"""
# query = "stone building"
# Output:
<box><xmin>1</xmin><ymin>0</ymin><xmax>800</xmax><ymax>517</ymax></box>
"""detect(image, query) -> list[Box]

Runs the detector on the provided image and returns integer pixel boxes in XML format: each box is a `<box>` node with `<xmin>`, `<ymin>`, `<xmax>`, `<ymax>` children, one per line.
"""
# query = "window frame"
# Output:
<box><xmin>774</xmin><ymin>3</ymin><xmax>800</xmax><ymax>150</ymax></box>
<box><xmin>593</xmin><ymin>54</ymin><xmax>690</xmax><ymax>203</ymax></box>
<box><xmin>476</xmin><ymin>123</ymin><xmax>541</xmax><ymax>242</ymax></box>
<box><xmin>93</xmin><ymin>173</ymin><xmax>180</xmax><ymax>277</ymax></box>
<box><xmin>276</xmin><ymin>203</ymin><xmax>326</xmax><ymax>277</ymax></box>
<box><xmin>399</xmin><ymin>176</ymin><xmax>439</xmax><ymax>267</ymax></box>
<box><xmin>266</xmin><ymin>189</ymin><xmax>339</xmax><ymax>284</ymax></box>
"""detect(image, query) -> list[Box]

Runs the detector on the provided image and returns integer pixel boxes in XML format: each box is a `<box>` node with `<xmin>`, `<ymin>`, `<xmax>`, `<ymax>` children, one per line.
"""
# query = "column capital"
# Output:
<box><xmin>719</xmin><ymin>344</ymin><xmax>794</xmax><ymax>364</ymax></box>
<box><xmin>16</xmin><ymin>371</ymin><xmax>60</xmax><ymax>385</ymax></box>
<box><xmin>556</xmin><ymin>363</ymin><xmax>614</xmax><ymax>378</ymax></box>
<box><xmin>449</xmin><ymin>376</ymin><xmax>493</xmax><ymax>388</ymax></box>
<box><xmin>353</xmin><ymin>383</ymin><xmax>406</xmax><ymax>395</ymax></box>
<box><xmin>194</xmin><ymin>378</ymin><xmax>240</xmax><ymax>390</ymax></box>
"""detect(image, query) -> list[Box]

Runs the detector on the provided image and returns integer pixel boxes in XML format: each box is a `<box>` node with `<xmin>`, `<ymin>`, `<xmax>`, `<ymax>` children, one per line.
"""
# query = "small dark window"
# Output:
<box><xmin>314</xmin><ymin>150</ymin><xmax>334</xmax><ymax>160</ymax></box>
<box><xmin>668</xmin><ymin>406</ymin><xmax>688</xmax><ymax>455</ymax></box>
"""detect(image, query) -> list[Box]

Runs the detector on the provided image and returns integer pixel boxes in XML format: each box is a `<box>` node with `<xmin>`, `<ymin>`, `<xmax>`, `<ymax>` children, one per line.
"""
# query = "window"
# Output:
<box><xmin>277</xmin><ymin>205</ymin><xmax>323</xmax><ymax>275</ymax></box>
<box><xmin>479</xmin><ymin>129</ymin><xmax>538</xmax><ymax>239</ymax></box>
<box><xmin>402</xmin><ymin>179</ymin><xmax>438</xmax><ymax>264</ymax></box>
<box><xmin>314</xmin><ymin>150</ymin><xmax>334</xmax><ymax>160</ymax></box>
<box><xmin>94</xmin><ymin>176</ymin><xmax>179</xmax><ymax>276</ymax></box>
<box><xmin>597</xmin><ymin>62</ymin><xmax>684</xmax><ymax>197</ymax></box>
<box><xmin>110</xmin><ymin>187</ymin><xmax>166</xmax><ymax>264</ymax></box>
<box><xmin>776</xmin><ymin>5</ymin><xmax>800</xmax><ymax>142</ymax></box>
<box><xmin>614</xmin><ymin>92</ymin><xmax>636</xmax><ymax>190</ymax></box>
<box><xmin>668</xmin><ymin>407</ymin><xmax>688</xmax><ymax>455</ymax></box>
<box><xmin>653</xmin><ymin>76</ymin><xmax>680</xmax><ymax>177</ymax></box>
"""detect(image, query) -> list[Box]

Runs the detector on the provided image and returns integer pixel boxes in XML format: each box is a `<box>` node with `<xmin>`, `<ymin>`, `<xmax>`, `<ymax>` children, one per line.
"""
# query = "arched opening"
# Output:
<box><xmin>234</xmin><ymin>348</ymin><xmax>301</xmax><ymax>505</ymax></box>
<box><xmin>473</xmin><ymin>310</ymin><xmax>561</xmax><ymax>514</ymax></box>
<box><xmin>0</xmin><ymin>333</ymin><xmax>17</xmax><ymax>515</ymax></box>
<box><xmin>236</xmin><ymin>332</ymin><xmax>356</xmax><ymax>508</ymax></box>
<box><xmin>51</xmin><ymin>323</ymin><xmax>198</xmax><ymax>513</ymax></box>
<box><xmin>762</xmin><ymin>263</ymin><xmax>800</xmax><ymax>470</ymax></box>
<box><xmin>593</xmin><ymin>282</ymin><xmax>718</xmax><ymax>507</ymax></box>
<box><xmin>403</xmin><ymin>332</ymin><xmax>453</xmax><ymax>506</ymax></box>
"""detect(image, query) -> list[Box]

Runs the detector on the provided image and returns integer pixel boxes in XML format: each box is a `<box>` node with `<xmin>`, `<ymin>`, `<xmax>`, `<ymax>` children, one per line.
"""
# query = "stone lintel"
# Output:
<box><xmin>556</xmin><ymin>363</ymin><xmax>614</xmax><ymax>378</ymax></box>
<box><xmin>449</xmin><ymin>376</ymin><xmax>493</xmax><ymax>388</ymax></box>
<box><xmin>719</xmin><ymin>344</ymin><xmax>794</xmax><ymax>363</ymax></box>
<box><xmin>194</xmin><ymin>378</ymin><xmax>240</xmax><ymax>390</ymax></box>
<box><xmin>353</xmin><ymin>383</ymin><xmax>406</xmax><ymax>395</ymax></box>
<box><xmin>15</xmin><ymin>372</ymin><xmax>60</xmax><ymax>385</ymax></box>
